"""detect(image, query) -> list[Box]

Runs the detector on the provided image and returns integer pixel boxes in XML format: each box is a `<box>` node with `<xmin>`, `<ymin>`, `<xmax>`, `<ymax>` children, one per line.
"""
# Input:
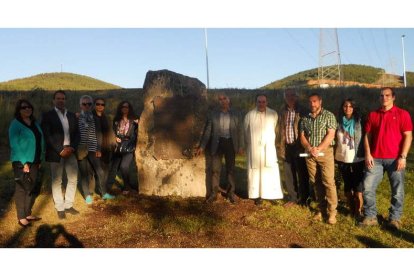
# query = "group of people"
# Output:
<box><xmin>8</xmin><ymin>87</ymin><xmax>413</xmax><ymax>230</ymax></box>
<box><xmin>198</xmin><ymin>87</ymin><xmax>412</xmax><ymax>229</ymax></box>
<box><xmin>8</xmin><ymin>90</ymin><xmax>139</xmax><ymax>227</ymax></box>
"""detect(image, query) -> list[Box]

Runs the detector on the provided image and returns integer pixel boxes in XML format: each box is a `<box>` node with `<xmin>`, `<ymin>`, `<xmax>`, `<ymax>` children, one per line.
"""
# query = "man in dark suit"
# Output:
<box><xmin>41</xmin><ymin>90</ymin><xmax>80</xmax><ymax>219</ymax></box>
<box><xmin>196</xmin><ymin>94</ymin><xmax>244</xmax><ymax>203</ymax></box>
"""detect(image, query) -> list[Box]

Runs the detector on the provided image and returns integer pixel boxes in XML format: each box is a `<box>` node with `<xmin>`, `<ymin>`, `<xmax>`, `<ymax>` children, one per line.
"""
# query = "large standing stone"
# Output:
<box><xmin>136</xmin><ymin>70</ymin><xmax>208</xmax><ymax>197</ymax></box>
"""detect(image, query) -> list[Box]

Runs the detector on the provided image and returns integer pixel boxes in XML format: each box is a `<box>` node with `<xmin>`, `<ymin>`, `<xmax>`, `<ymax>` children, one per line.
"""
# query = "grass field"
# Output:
<box><xmin>1</xmin><ymin>150</ymin><xmax>414</xmax><ymax>248</ymax></box>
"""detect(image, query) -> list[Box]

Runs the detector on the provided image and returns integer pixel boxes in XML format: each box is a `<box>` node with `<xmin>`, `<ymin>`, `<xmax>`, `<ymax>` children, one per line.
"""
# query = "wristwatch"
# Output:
<box><xmin>399</xmin><ymin>154</ymin><xmax>407</xmax><ymax>160</ymax></box>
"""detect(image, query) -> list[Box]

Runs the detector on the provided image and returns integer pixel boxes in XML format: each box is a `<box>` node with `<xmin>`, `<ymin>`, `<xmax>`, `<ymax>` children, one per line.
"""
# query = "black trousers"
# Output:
<box><xmin>337</xmin><ymin>161</ymin><xmax>364</xmax><ymax>193</ymax></box>
<box><xmin>79</xmin><ymin>152</ymin><xmax>107</xmax><ymax>197</ymax></box>
<box><xmin>106</xmin><ymin>152</ymin><xmax>134</xmax><ymax>191</ymax></box>
<box><xmin>283</xmin><ymin>143</ymin><xmax>310</xmax><ymax>203</ymax></box>
<box><xmin>12</xmin><ymin>162</ymin><xmax>40</xmax><ymax>220</ymax></box>
<box><xmin>211</xmin><ymin>137</ymin><xmax>236</xmax><ymax>195</ymax></box>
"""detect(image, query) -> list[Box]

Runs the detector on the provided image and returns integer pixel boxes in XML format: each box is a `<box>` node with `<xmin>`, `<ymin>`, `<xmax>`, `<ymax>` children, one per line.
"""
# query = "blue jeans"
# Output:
<box><xmin>363</xmin><ymin>158</ymin><xmax>405</xmax><ymax>220</ymax></box>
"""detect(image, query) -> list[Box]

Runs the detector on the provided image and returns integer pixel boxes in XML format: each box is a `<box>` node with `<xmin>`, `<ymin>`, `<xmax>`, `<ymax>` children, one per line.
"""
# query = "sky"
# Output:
<box><xmin>1</xmin><ymin>28</ymin><xmax>413</xmax><ymax>89</ymax></box>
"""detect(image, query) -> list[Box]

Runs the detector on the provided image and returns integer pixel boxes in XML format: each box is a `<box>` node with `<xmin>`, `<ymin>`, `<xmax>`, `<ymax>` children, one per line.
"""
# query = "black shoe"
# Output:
<box><xmin>57</xmin><ymin>210</ymin><xmax>66</xmax><ymax>219</ymax></box>
<box><xmin>65</xmin><ymin>207</ymin><xmax>80</xmax><ymax>215</ymax></box>
<box><xmin>254</xmin><ymin>198</ymin><xmax>263</xmax><ymax>206</ymax></box>
<box><xmin>206</xmin><ymin>194</ymin><xmax>217</xmax><ymax>203</ymax></box>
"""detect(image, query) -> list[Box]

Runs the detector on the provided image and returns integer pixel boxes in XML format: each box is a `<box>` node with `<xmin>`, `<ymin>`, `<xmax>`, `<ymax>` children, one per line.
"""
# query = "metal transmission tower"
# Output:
<box><xmin>318</xmin><ymin>28</ymin><xmax>342</xmax><ymax>87</ymax></box>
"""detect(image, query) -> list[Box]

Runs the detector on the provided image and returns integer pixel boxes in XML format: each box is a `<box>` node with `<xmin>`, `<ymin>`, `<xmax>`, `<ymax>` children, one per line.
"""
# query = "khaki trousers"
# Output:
<box><xmin>305</xmin><ymin>147</ymin><xmax>337</xmax><ymax>215</ymax></box>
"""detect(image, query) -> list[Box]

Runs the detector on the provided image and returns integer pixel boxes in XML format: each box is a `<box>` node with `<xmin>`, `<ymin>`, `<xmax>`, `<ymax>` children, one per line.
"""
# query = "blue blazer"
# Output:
<box><xmin>9</xmin><ymin>119</ymin><xmax>45</xmax><ymax>164</ymax></box>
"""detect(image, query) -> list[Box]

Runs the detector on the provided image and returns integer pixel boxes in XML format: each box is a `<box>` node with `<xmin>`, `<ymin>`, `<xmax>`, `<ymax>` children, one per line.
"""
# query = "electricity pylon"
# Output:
<box><xmin>318</xmin><ymin>28</ymin><xmax>342</xmax><ymax>87</ymax></box>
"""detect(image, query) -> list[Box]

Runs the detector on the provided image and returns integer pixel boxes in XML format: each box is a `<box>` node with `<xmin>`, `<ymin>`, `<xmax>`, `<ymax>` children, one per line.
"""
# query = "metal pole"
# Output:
<box><xmin>204</xmin><ymin>28</ymin><xmax>210</xmax><ymax>89</ymax></box>
<box><xmin>402</xmin><ymin>35</ymin><xmax>407</xmax><ymax>87</ymax></box>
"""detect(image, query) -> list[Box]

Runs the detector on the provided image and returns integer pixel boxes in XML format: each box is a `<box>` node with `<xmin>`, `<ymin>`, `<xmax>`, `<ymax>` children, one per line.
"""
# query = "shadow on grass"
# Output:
<box><xmin>383</xmin><ymin>226</ymin><xmax>414</xmax><ymax>244</ymax></box>
<box><xmin>138</xmin><ymin>196</ymin><xmax>225</xmax><ymax>245</ymax></box>
<box><xmin>0</xmin><ymin>161</ymin><xmax>14</xmax><ymax>220</ymax></box>
<box><xmin>355</xmin><ymin>235</ymin><xmax>391</xmax><ymax>248</ymax></box>
<box><xmin>31</xmin><ymin>224</ymin><xmax>84</xmax><ymax>248</ymax></box>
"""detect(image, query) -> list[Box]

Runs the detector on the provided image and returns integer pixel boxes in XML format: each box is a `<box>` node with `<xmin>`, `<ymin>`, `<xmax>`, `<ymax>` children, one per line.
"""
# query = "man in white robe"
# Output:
<box><xmin>244</xmin><ymin>94</ymin><xmax>283</xmax><ymax>205</ymax></box>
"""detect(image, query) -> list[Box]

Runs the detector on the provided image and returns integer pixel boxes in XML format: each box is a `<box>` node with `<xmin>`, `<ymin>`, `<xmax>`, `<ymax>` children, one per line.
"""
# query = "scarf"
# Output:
<box><xmin>341</xmin><ymin>116</ymin><xmax>355</xmax><ymax>149</ymax></box>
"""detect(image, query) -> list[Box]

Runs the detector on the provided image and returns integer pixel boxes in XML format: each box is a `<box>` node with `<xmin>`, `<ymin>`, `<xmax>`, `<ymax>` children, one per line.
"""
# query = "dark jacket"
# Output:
<box><xmin>199</xmin><ymin>109</ymin><xmax>244</xmax><ymax>154</ymax></box>
<box><xmin>113</xmin><ymin>119</ymin><xmax>138</xmax><ymax>153</ymax></box>
<box><xmin>41</xmin><ymin>108</ymin><xmax>80</xmax><ymax>162</ymax></box>
<box><xmin>276</xmin><ymin>103</ymin><xmax>308</xmax><ymax>160</ymax></box>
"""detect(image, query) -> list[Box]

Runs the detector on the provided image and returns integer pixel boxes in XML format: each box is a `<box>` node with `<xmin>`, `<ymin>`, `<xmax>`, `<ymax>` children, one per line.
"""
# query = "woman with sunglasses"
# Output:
<box><xmin>8</xmin><ymin>99</ymin><xmax>45</xmax><ymax>227</ymax></box>
<box><xmin>106</xmin><ymin>100</ymin><xmax>139</xmax><ymax>195</ymax></box>
<box><xmin>78</xmin><ymin>95</ymin><xmax>115</xmax><ymax>204</ymax></box>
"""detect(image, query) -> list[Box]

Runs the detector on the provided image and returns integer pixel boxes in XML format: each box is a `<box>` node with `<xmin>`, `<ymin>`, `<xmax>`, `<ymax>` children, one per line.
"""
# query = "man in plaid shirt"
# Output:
<box><xmin>300</xmin><ymin>92</ymin><xmax>338</xmax><ymax>224</ymax></box>
<box><xmin>276</xmin><ymin>88</ymin><xmax>310</xmax><ymax>207</ymax></box>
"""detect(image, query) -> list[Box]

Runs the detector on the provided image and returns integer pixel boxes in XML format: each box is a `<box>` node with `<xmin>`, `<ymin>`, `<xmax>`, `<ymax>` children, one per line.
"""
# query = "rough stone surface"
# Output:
<box><xmin>136</xmin><ymin>70</ymin><xmax>208</xmax><ymax>197</ymax></box>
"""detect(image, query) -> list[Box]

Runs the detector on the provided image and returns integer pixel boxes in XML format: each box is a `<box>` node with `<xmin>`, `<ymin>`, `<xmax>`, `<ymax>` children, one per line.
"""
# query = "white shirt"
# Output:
<box><xmin>335</xmin><ymin>129</ymin><xmax>363</xmax><ymax>163</ymax></box>
<box><xmin>219</xmin><ymin>112</ymin><xmax>231</xmax><ymax>138</ymax></box>
<box><xmin>54</xmin><ymin>107</ymin><xmax>71</xmax><ymax>146</ymax></box>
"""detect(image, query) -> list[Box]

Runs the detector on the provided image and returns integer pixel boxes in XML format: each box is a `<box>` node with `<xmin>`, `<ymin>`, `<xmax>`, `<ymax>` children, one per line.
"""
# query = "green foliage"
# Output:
<box><xmin>263</xmin><ymin>64</ymin><xmax>386</xmax><ymax>89</ymax></box>
<box><xmin>0</xmin><ymin>72</ymin><xmax>122</xmax><ymax>91</ymax></box>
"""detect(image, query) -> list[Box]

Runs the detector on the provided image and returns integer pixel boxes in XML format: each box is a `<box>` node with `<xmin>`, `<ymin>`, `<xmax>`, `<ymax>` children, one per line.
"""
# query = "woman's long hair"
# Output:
<box><xmin>14</xmin><ymin>99</ymin><xmax>35</xmax><ymax>121</ymax></box>
<box><xmin>337</xmin><ymin>98</ymin><xmax>361</xmax><ymax>123</ymax></box>
<box><xmin>113</xmin><ymin>100</ymin><xmax>136</xmax><ymax>123</ymax></box>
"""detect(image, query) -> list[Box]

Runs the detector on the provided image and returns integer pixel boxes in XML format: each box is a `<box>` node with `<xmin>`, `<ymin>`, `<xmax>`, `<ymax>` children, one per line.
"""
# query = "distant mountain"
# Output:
<box><xmin>263</xmin><ymin>64</ymin><xmax>413</xmax><ymax>89</ymax></box>
<box><xmin>0</xmin><ymin>72</ymin><xmax>122</xmax><ymax>91</ymax></box>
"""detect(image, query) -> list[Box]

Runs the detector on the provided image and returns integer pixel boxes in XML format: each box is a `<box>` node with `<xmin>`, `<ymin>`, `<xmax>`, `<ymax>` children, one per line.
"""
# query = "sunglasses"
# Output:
<box><xmin>121</xmin><ymin>105</ymin><xmax>129</xmax><ymax>109</ymax></box>
<box><xmin>95</xmin><ymin>103</ymin><xmax>105</xmax><ymax>107</ymax></box>
<box><xmin>82</xmin><ymin>102</ymin><xmax>93</xmax><ymax>106</ymax></box>
<box><xmin>20</xmin><ymin>105</ymin><xmax>32</xmax><ymax>110</ymax></box>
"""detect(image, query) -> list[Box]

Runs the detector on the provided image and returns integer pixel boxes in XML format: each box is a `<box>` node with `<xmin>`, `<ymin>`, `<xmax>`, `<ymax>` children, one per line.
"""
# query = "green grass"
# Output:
<box><xmin>0</xmin><ymin>72</ymin><xmax>122</xmax><ymax>91</ymax></box>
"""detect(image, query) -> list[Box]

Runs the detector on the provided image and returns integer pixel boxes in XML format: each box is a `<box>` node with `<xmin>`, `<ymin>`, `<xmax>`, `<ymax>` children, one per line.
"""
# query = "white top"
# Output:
<box><xmin>219</xmin><ymin>112</ymin><xmax>231</xmax><ymax>138</ymax></box>
<box><xmin>335</xmin><ymin>129</ymin><xmax>363</xmax><ymax>163</ymax></box>
<box><xmin>54</xmin><ymin>107</ymin><xmax>70</xmax><ymax>146</ymax></box>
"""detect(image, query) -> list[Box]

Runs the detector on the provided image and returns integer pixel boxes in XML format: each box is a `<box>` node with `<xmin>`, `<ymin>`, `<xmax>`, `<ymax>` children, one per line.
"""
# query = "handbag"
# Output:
<box><xmin>76</xmin><ymin>144</ymin><xmax>88</xmax><ymax>160</ymax></box>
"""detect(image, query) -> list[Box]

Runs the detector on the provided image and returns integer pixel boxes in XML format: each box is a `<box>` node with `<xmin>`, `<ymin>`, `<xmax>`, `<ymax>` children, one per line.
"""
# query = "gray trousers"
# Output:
<box><xmin>50</xmin><ymin>154</ymin><xmax>79</xmax><ymax>211</ymax></box>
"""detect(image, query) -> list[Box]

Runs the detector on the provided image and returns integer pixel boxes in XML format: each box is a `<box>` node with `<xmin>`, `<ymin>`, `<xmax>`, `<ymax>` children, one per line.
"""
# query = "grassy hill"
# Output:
<box><xmin>0</xmin><ymin>72</ymin><xmax>122</xmax><ymax>91</ymax></box>
<box><xmin>263</xmin><ymin>64</ymin><xmax>412</xmax><ymax>89</ymax></box>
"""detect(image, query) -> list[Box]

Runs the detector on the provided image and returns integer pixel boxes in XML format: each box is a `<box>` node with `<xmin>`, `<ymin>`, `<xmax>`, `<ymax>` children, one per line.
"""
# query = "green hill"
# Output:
<box><xmin>263</xmin><ymin>64</ymin><xmax>412</xmax><ymax>89</ymax></box>
<box><xmin>0</xmin><ymin>72</ymin><xmax>122</xmax><ymax>91</ymax></box>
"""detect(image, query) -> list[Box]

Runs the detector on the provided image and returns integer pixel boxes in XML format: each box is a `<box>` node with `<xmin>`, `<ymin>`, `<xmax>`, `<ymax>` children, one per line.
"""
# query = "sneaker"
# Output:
<box><xmin>328</xmin><ymin>214</ymin><xmax>337</xmax><ymax>225</ymax></box>
<box><xmin>102</xmin><ymin>193</ymin><xmax>115</xmax><ymax>200</ymax></box>
<box><xmin>388</xmin><ymin>219</ymin><xmax>402</xmax><ymax>230</ymax></box>
<box><xmin>313</xmin><ymin>212</ymin><xmax>322</xmax><ymax>222</ymax></box>
<box><xmin>358</xmin><ymin>216</ymin><xmax>378</xmax><ymax>227</ymax></box>
<box><xmin>85</xmin><ymin>195</ymin><xmax>93</xmax><ymax>205</ymax></box>
<box><xmin>57</xmin><ymin>210</ymin><xmax>66</xmax><ymax>220</ymax></box>
<box><xmin>65</xmin><ymin>207</ymin><xmax>80</xmax><ymax>215</ymax></box>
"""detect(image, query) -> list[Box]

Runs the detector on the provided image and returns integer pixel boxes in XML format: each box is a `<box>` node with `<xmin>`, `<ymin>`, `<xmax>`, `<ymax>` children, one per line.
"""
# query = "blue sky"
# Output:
<box><xmin>0</xmin><ymin>28</ymin><xmax>413</xmax><ymax>89</ymax></box>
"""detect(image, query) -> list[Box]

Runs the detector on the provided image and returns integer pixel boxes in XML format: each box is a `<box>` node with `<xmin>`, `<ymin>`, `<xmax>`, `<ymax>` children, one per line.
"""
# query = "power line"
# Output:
<box><xmin>284</xmin><ymin>29</ymin><xmax>318</xmax><ymax>64</ymax></box>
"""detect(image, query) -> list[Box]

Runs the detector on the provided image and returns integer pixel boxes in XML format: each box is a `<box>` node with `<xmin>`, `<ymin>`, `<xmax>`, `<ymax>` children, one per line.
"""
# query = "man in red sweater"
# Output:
<box><xmin>360</xmin><ymin>87</ymin><xmax>413</xmax><ymax>230</ymax></box>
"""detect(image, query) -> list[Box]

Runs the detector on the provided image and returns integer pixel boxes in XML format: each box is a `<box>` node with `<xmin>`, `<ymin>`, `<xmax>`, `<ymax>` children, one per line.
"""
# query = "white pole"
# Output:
<box><xmin>402</xmin><ymin>35</ymin><xmax>407</xmax><ymax>87</ymax></box>
<box><xmin>204</xmin><ymin>28</ymin><xmax>210</xmax><ymax>89</ymax></box>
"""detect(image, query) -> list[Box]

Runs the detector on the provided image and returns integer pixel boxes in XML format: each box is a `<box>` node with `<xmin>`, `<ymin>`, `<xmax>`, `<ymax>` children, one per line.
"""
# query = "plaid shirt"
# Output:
<box><xmin>285</xmin><ymin>108</ymin><xmax>296</xmax><ymax>144</ymax></box>
<box><xmin>300</xmin><ymin>108</ymin><xmax>337</xmax><ymax>147</ymax></box>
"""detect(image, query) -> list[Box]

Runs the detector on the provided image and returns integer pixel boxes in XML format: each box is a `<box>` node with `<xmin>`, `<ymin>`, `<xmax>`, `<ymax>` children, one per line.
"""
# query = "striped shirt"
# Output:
<box><xmin>79</xmin><ymin>111</ymin><xmax>98</xmax><ymax>152</ymax></box>
<box><xmin>285</xmin><ymin>108</ymin><xmax>296</xmax><ymax>144</ymax></box>
<box><xmin>300</xmin><ymin>108</ymin><xmax>337</xmax><ymax>147</ymax></box>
